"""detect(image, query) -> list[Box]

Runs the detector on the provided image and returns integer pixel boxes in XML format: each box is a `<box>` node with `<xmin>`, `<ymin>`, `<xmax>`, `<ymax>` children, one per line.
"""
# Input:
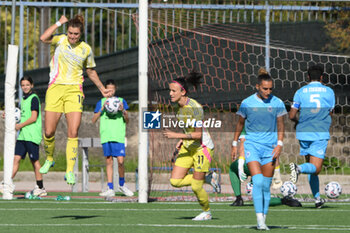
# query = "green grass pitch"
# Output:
<box><xmin>0</xmin><ymin>193</ymin><xmax>349</xmax><ymax>233</ymax></box>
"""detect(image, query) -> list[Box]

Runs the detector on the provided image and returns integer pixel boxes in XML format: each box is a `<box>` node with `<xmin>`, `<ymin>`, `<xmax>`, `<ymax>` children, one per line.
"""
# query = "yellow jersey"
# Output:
<box><xmin>177</xmin><ymin>98</ymin><xmax>214</xmax><ymax>150</ymax></box>
<box><xmin>49</xmin><ymin>34</ymin><xmax>96</xmax><ymax>85</ymax></box>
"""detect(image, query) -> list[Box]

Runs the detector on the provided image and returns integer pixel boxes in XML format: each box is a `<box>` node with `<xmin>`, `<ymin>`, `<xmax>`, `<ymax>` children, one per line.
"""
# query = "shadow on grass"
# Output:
<box><xmin>176</xmin><ymin>217</ymin><xmax>219</xmax><ymax>220</ymax></box>
<box><xmin>52</xmin><ymin>215</ymin><xmax>101</xmax><ymax>220</ymax></box>
<box><xmin>303</xmin><ymin>205</ymin><xmax>332</xmax><ymax>209</ymax></box>
<box><xmin>15</xmin><ymin>192</ymin><xmax>27</xmax><ymax>199</ymax></box>
<box><xmin>247</xmin><ymin>226</ymin><xmax>289</xmax><ymax>230</ymax></box>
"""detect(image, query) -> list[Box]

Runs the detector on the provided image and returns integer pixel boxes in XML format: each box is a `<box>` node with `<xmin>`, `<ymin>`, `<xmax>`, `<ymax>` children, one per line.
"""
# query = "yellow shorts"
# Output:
<box><xmin>45</xmin><ymin>84</ymin><xmax>84</xmax><ymax>113</ymax></box>
<box><xmin>175</xmin><ymin>145</ymin><xmax>213</xmax><ymax>172</ymax></box>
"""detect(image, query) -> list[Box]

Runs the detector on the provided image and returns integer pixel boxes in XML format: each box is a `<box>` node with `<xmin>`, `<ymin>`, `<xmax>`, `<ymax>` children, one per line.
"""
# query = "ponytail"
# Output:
<box><xmin>172</xmin><ymin>70</ymin><xmax>203</xmax><ymax>94</ymax></box>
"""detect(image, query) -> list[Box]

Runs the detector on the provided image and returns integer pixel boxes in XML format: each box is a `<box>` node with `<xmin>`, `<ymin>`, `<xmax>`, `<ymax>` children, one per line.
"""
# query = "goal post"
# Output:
<box><xmin>138</xmin><ymin>0</ymin><xmax>149</xmax><ymax>203</ymax></box>
<box><xmin>2</xmin><ymin>44</ymin><xmax>19</xmax><ymax>200</ymax></box>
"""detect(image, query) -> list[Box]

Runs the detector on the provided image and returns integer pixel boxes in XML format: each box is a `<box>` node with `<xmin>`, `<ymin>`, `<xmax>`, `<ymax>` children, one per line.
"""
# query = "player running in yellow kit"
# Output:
<box><xmin>163</xmin><ymin>71</ymin><xmax>215</xmax><ymax>221</ymax></box>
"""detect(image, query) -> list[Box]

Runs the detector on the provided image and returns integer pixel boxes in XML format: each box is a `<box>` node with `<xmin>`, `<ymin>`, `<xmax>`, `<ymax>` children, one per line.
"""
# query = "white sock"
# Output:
<box><xmin>256</xmin><ymin>213</ymin><xmax>264</xmax><ymax>225</ymax></box>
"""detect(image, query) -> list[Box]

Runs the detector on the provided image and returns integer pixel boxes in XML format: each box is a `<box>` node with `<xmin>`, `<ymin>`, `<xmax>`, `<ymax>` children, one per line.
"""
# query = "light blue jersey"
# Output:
<box><xmin>237</xmin><ymin>93</ymin><xmax>287</xmax><ymax>146</ymax></box>
<box><xmin>292</xmin><ymin>81</ymin><xmax>335</xmax><ymax>141</ymax></box>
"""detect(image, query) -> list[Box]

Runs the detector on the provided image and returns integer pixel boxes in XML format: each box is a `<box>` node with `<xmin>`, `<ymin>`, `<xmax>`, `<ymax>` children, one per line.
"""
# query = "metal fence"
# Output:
<box><xmin>0</xmin><ymin>0</ymin><xmax>349</xmax><ymax>103</ymax></box>
<box><xmin>0</xmin><ymin>1</ymin><xmax>139</xmax><ymax>73</ymax></box>
<box><xmin>0</xmin><ymin>1</ymin><xmax>348</xmax><ymax>72</ymax></box>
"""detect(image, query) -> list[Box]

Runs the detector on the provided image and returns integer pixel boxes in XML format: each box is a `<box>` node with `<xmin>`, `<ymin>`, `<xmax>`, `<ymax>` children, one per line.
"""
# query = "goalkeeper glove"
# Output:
<box><xmin>238</xmin><ymin>156</ymin><xmax>247</xmax><ymax>182</ymax></box>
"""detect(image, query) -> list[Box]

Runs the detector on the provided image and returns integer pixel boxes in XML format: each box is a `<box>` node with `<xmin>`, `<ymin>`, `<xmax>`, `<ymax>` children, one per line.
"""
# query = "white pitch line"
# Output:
<box><xmin>0</xmin><ymin>223</ymin><xmax>349</xmax><ymax>231</ymax></box>
<box><xmin>0</xmin><ymin>201</ymin><xmax>113</xmax><ymax>204</ymax></box>
<box><xmin>1</xmin><ymin>200</ymin><xmax>350</xmax><ymax>206</ymax></box>
<box><xmin>157</xmin><ymin>202</ymin><xmax>350</xmax><ymax>206</ymax></box>
<box><xmin>0</xmin><ymin>208</ymin><xmax>349</xmax><ymax>212</ymax></box>
<box><xmin>0</xmin><ymin>208</ymin><xmax>201</xmax><ymax>212</ymax></box>
<box><xmin>1</xmin><ymin>200</ymin><xmax>350</xmax><ymax>207</ymax></box>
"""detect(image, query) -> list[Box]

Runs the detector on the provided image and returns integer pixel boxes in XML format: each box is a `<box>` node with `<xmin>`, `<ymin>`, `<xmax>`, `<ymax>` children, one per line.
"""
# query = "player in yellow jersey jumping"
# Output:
<box><xmin>39</xmin><ymin>15</ymin><xmax>112</xmax><ymax>185</ymax></box>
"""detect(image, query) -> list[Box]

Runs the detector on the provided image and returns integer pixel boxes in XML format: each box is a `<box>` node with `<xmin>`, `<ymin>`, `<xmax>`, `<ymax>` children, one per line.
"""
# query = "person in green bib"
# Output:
<box><xmin>0</xmin><ymin>76</ymin><xmax>46</xmax><ymax>197</ymax></box>
<box><xmin>92</xmin><ymin>79</ymin><xmax>133</xmax><ymax>197</ymax></box>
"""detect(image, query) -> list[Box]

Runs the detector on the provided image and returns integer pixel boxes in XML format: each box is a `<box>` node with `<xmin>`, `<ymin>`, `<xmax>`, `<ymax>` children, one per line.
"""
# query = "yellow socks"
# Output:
<box><xmin>170</xmin><ymin>175</ymin><xmax>210</xmax><ymax>211</ymax></box>
<box><xmin>191</xmin><ymin>179</ymin><xmax>210</xmax><ymax>212</ymax></box>
<box><xmin>170</xmin><ymin>174</ymin><xmax>193</xmax><ymax>187</ymax></box>
<box><xmin>66</xmin><ymin>137</ymin><xmax>78</xmax><ymax>173</ymax></box>
<box><xmin>275</xmin><ymin>165</ymin><xmax>280</xmax><ymax>172</ymax></box>
<box><xmin>44</xmin><ymin>135</ymin><xmax>55</xmax><ymax>162</ymax></box>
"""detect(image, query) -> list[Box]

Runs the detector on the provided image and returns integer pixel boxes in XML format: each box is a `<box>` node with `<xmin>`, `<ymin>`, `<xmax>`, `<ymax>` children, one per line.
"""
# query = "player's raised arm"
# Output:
<box><xmin>40</xmin><ymin>15</ymin><xmax>68</xmax><ymax>44</ymax></box>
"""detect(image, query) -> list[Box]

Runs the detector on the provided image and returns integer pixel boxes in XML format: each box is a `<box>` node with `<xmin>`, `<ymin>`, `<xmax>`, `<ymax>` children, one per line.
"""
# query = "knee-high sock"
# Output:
<box><xmin>252</xmin><ymin>174</ymin><xmax>264</xmax><ymax>213</ymax></box>
<box><xmin>308</xmin><ymin>174</ymin><xmax>320</xmax><ymax>199</ymax></box>
<box><xmin>44</xmin><ymin>135</ymin><xmax>55</xmax><ymax>162</ymax></box>
<box><xmin>269</xmin><ymin>197</ymin><xmax>282</xmax><ymax>206</ymax></box>
<box><xmin>262</xmin><ymin>176</ymin><xmax>272</xmax><ymax>215</ymax></box>
<box><xmin>229</xmin><ymin>161</ymin><xmax>242</xmax><ymax>196</ymax></box>
<box><xmin>299</xmin><ymin>163</ymin><xmax>316</xmax><ymax>174</ymax></box>
<box><xmin>170</xmin><ymin>175</ymin><xmax>193</xmax><ymax>188</ymax></box>
<box><xmin>192</xmin><ymin>179</ymin><xmax>209</xmax><ymax>212</ymax></box>
<box><xmin>274</xmin><ymin>165</ymin><xmax>280</xmax><ymax>174</ymax></box>
<box><xmin>119</xmin><ymin>177</ymin><xmax>125</xmax><ymax>187</ymax></box>
<box><xmin>66</xmin><ymin>137</ymin><xmax>78</xmax><ymax>173</ymax></box>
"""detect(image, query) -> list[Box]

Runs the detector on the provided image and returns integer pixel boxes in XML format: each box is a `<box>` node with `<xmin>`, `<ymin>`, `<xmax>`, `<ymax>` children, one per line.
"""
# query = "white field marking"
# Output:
<box><xmin>155</xmin><ymin>202</ymin><xmax>350</xmax><ymax>206</ymax></box>
<box><xmin>0</xmin><ymin>208</ymin><xmax>350</xmax><ymax>213</ymax></box>
<box><xmin>0</xmin><ymin>201</ymin><xmax>113</xmax><ymax>204</ymax></box>
<box><xmin>0</xmin><ymin>208</ymin><xmax>199</xmax><ymax>211</ymax></box>
<box><xmin>2</xmin><ymin>200</ymin><xmax>350</xmax><ymax>206</ymax></box>
<box><xmin>0</xmin><ymin>223</ymin><xmax>349</xmax><ymax>231</ymax></box>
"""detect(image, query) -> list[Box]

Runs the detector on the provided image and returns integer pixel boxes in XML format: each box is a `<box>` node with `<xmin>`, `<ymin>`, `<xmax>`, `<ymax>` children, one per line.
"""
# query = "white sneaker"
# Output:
<box><xmin>205</xmin><ymin>171</ymin><xmax>221</xmax><ymax>193</ymax></box>
<box><xmin>0</xmin><ymin>180</ymin><xmax>15</xmax><ymax>194</ymax></box>
<box><xmin>315</xmin><ymin>198</ymin><xmax>326</xmax><ymax>209</ymax></box>
<box><xmin>192</xmin><ymin>211</ymin><xmax>212</xmax><ymax>221</ymax></box>
<box><xmin>99</xmin><ymin>188</ymin><xmax>115</xmax><ymax>197</ymax></box>
<box><xmin>118</xmin><ymin>185</ymin><xmax>134</xmax><ymax>197</ymax></box>
<box><xmin>289</xmin><ymin>163</ymin><xmax>299</xmax><ymax>184</ymax></box>
<box><xmin>257</xmin><ymin>223</ymin><xmax>270</xmax><ymax>231</ymax></box>
<box><xmin>32</xmin><ymin>185</ymin><xmax>47</xmax><ymax>197</ymax></box>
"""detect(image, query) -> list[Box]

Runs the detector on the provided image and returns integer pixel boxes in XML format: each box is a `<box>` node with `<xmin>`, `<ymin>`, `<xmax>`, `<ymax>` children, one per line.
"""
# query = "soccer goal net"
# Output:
<box><xmin>135</xmin><ymin>4</ymin><xmax>350</xmax><ymax>202</ymax></box>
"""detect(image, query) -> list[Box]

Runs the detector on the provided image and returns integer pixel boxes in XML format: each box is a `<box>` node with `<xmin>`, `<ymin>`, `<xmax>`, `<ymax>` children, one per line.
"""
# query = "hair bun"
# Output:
<box><xmin>75</xmin><ymin>14</ymin><xmax>84</xmax><ymax>25</ymax></box>
<box><xmin>258</xmin><ymin>68</ymin><xmax>268</xmax><ymax>76</ymax></box>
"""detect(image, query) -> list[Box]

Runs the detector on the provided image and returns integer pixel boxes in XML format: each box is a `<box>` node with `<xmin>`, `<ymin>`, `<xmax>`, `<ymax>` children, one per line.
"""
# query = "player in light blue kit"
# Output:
<box><xmin>289</xmin><ymin>64</ymin><xmax>335</xmax><ymax>208</ymax></box>
<box><xmin>232</xmin><ymin>68</ymin><xmax>287</xmax><ymax>230</ymax></box>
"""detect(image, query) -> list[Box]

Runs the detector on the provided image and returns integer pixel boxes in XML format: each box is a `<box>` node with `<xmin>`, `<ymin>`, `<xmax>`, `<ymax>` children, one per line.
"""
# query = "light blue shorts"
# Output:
<box><xmin>299</xmin><ymin>140</ymin><xmax>328</xmax><ymax>159</ymax></box>
<box><xmin>244</xmin><ymin>141</ymin><xmax>274</xmax><ymax>166</ymax></box>
<box><xmin>102</xmin><ymin>142</ymin><xmax>126</xmax><ymax>157</ymax></box>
